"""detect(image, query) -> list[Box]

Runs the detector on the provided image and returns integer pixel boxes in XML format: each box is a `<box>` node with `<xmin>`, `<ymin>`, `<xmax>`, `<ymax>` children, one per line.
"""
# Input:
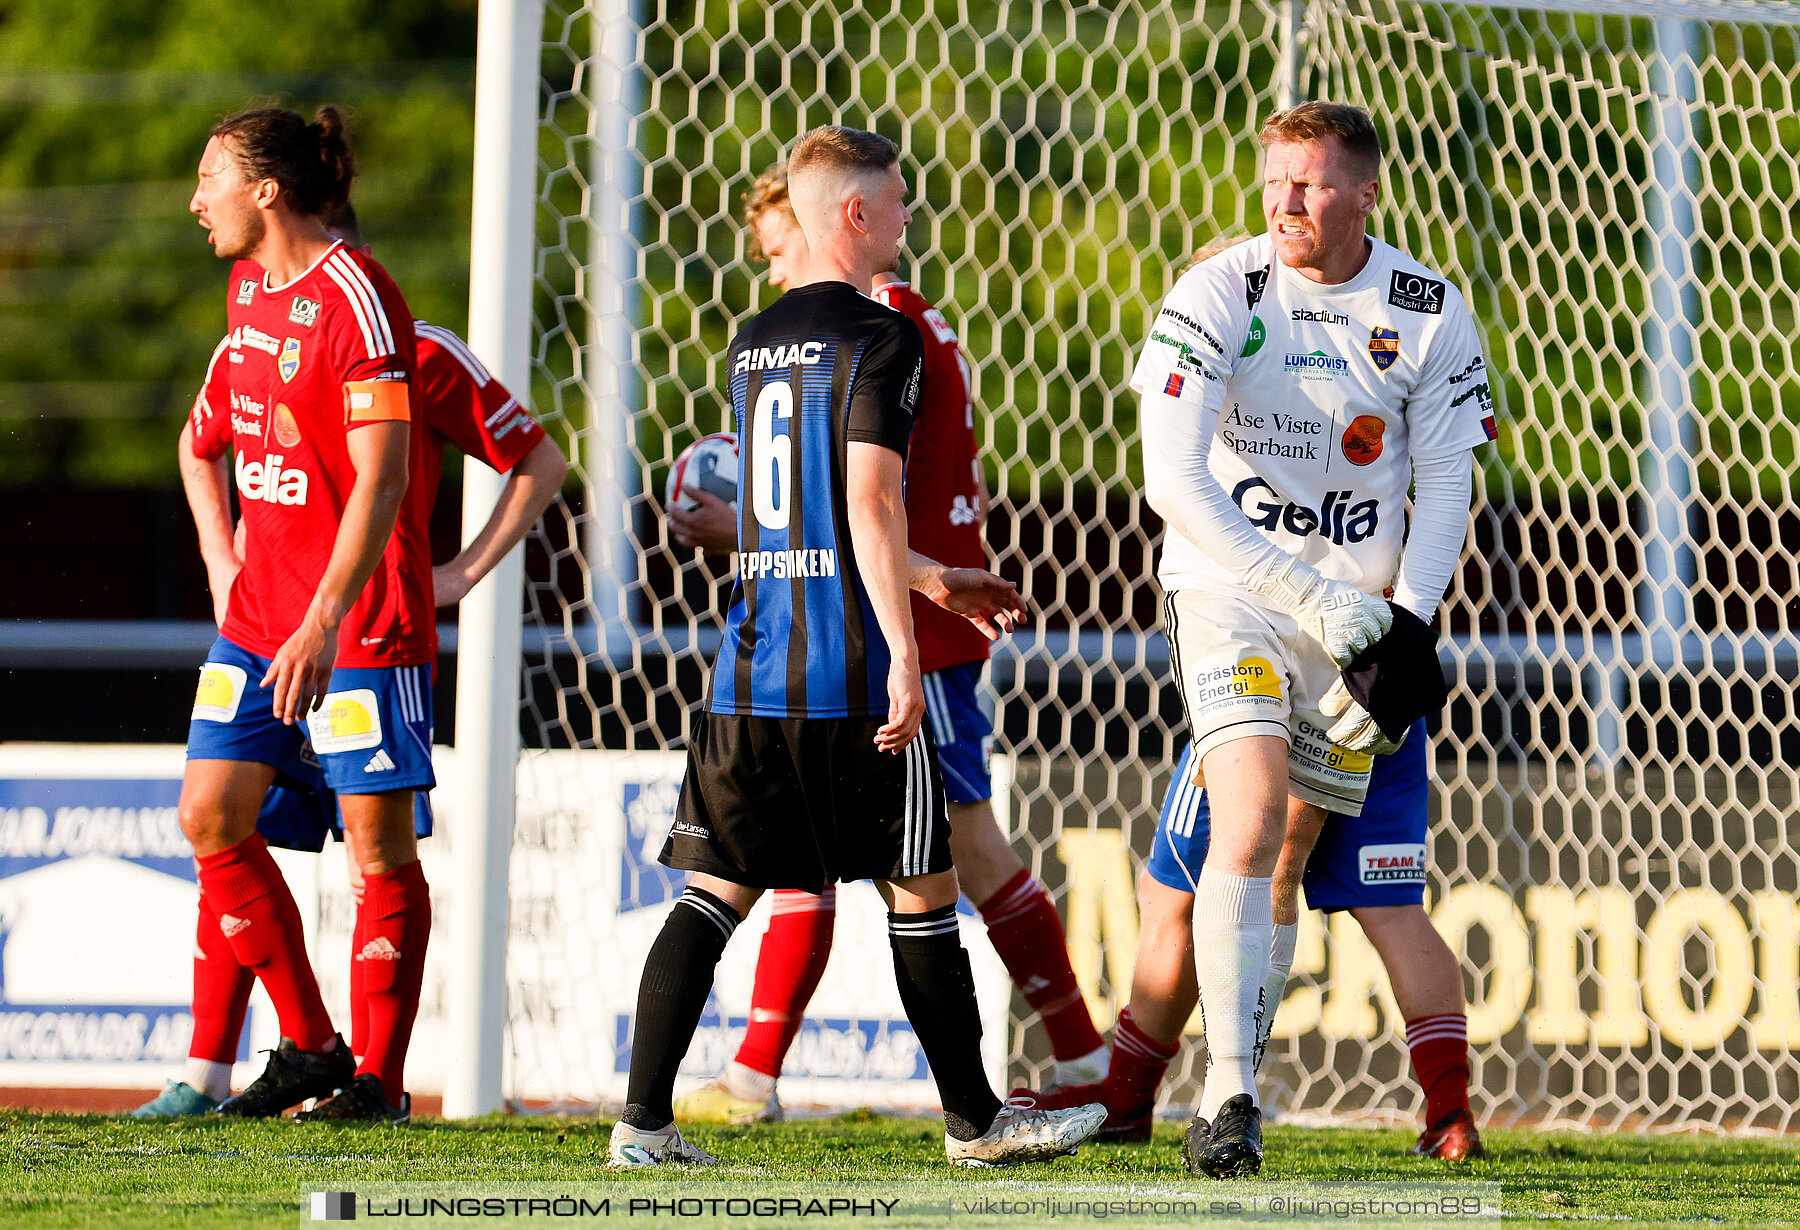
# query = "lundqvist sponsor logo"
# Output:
<box><xmin>1283</xmin><ymin>350</ymin><xmax>1350</xmax><ymax>376</ymax></box>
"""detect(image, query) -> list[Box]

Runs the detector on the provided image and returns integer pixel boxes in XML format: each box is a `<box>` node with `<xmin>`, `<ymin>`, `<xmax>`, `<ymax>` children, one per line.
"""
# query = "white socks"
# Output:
<box><xmin>1254</xmin><ymin>922</ymin><xmax>1299</xmax><ymax>1073</ymax></box>
<box><xmin>1193</xmin><ymin>867</ymin><xmax>1274</xmax><ymax>1121</ymax></box>
<box><xmin>723</xmin><ymin>1060</ymin><xmax>777</xmax><ymax>1100</ymax></box>
<box><xmin>184</xmin><ymin>1057</ymin><xmax>234</xmax><ymax>1102</ymax></box>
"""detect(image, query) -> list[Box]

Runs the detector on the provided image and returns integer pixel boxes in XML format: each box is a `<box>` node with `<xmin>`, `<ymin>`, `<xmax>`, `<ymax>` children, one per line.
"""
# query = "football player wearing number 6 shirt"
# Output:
<box><xmin>1132</xmin><ymin>102</ymin><xmax>1494</xmax><ymax>1177</ymax></box>
<box><xmin>174</xmin><ymin>106</ymin><xmax>431</xmax><ymax>1122</ymax></box>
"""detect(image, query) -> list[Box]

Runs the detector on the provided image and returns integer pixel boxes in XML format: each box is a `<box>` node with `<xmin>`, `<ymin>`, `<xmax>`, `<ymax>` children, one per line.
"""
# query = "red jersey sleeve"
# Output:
<box><xmin>188</xmin><ymin>335</ymin><xmax>233</xmax><ymax>461</ymax></box>
<box><xmin>319</xmin><ymin>247</ymin><xmax>418</xmax><ymax>426</ymax></box>
<box><xmin>414</xmin><ymin>322</ymin><xmax>546</xmax><ymax>472</ymax></box>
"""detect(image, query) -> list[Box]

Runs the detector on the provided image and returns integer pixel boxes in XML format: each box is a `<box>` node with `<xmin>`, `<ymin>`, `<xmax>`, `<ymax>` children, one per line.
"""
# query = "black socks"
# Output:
<box><xmin>889</xmin><ymin>905</ymin><xmax>1002</xmax><ymax>1140</ymax></box>
<box><xmin>621</xmin><ymin>886</ymin><xmax>741</xmax><ymax>1130</ymax></box>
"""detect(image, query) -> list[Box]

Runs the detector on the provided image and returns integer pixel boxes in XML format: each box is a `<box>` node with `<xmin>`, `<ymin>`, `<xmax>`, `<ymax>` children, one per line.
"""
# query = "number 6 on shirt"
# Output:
<box><xmin>750</xmin><ymin>379</ymin><xmax>792</xmax><ymax>531</ymax></box>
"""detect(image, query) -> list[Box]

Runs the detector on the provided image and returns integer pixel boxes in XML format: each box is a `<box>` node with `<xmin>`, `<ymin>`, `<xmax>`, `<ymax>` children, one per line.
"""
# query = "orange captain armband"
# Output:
<box><xmin>343</xmin><ymin>379</ymin><xmax>412</xmax><ymax>426</ymax></box>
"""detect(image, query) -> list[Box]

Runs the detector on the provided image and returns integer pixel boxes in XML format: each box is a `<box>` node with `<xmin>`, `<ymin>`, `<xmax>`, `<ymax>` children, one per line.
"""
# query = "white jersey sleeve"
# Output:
<box><xmin>1131</xmin><ymin>256</ymin><xmax>1297</xmax><ymax>584</ymax></box>
<box><xmin>1405</xmin><ymin>285</ymin><xmax>1495</xmax><ymax>459</ymax></box>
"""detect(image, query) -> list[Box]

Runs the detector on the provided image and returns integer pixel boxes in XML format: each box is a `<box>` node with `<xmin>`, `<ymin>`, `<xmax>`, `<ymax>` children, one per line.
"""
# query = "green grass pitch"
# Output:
<box><xmin>3</xmin><ymin>1110</ymin><xmax>1796</xmax><ymax>1228</ymax></box>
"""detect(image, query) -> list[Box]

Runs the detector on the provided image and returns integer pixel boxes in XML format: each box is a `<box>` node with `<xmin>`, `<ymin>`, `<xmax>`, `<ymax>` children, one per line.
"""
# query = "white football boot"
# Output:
<box><xmin>945</xmin><ymin>1096</ymin><xmax>1108</xmax><ymax>1168</ymax></box>
<box><xmin>606</xmin><ymin>1119</ymin><xmax>720</xmax><ymax>1168</ymax></box>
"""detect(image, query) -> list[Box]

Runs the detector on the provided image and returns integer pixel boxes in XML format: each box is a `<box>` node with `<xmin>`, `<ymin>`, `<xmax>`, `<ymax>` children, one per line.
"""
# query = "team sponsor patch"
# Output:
<box><xmin>1368</xmin><ymin>326</ymin><xmax>1400</xmax><ymax>371</ymax></box>
<box><xmin>288</xmin><ymin>296</ymin><xmax>321</xmax><ymax>328</ymax></box>
<box><xmin>1388</xmin><ymin>270</ymin><xmax>1445</xmax><ymax>314</ymax></box>
<box><xmin>1151</xmin><ymin>328</ymin><xmax>1211</xmax><ymax>374</ymax></box>
<box><xmin>1191</xmin><ymin>656</ymin><xmax>1283</xmax><ymax>707</ymax></box>
<box><xmin>1341</xmin><ymin>414</ymin><xmax>1386</xmax><ymax>466</ymax></box>
<box><xmin>306</xmin><ymin>688</ymin><xmax>384</xmax><ymax>753</ymax></box>
<box><xmin>192</xmin><ymin>662</ymin><xmax>248</xmax><ymax>723</ymax></box>
<box><xmin>1284</xmin><ymin>350</ymin><xmax>1349</xmax><ymax>380</ymax></box>
<box><xmin>343</xmin><ymin>379</ymin><xmax>412</xmax><ymax>425</ymax></box>
<box><xmin>235</xmin><ymin>278</ymin><xmax>257</xmax><ymax>306</ymax></box>
<box><xmin>278</xmin><ymin>337</ymin><xmax>301</xmax><ymax>381</ymax></box>
<box><xmin>1448</xmin><ymin>354</ymin><xmax>1485</xmax><ymax>385</ymax></box>
<box><xmin>1359</xmin><ymin>842</ymin><xmax>1427</xmax><ymax>885</ymax></box>
<box><xmin>1482</xmin><ymin>413</ymin><xmax>1498</xmax><ymax>440</ymax></box>
<box><xmin>1241</xmin><ymin>315</ymin><xmax>1266</xmax><ymax>357</ymax></box>
<box><xmin>1163</xmin><ymin>372</ymin><xmax>1185</xmax><ymax>397</ymax></box>
<box><xmin>273</xmin><ymin>403</ymin><xmax>302</xmax><ymax>448</ymax></box>
<box><xmin>1244</xmin><ymin>268</ymin><xmax>1269</xmax><ymax>310</ymax></box>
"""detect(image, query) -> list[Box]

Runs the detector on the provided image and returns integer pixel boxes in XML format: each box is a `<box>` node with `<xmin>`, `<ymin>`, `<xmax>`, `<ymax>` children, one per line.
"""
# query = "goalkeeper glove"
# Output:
<box><xmin>1319</xmin><ymin>677</ymin><xmax>1407</xmax><ymax>754</ymax></box>
<box><xmin>1244</xmin><ymin>554</ymin><xmax>1393</xmax><ymax>666</ymax></box>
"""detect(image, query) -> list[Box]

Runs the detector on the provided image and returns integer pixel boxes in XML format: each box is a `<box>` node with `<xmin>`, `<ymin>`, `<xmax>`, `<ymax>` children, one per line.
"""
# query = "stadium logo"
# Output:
<box><xmin>1241</xmin><ymin>316</ymin><xmax>1266</xmax><ymax>357</ymax></box>
<box><xmin>279</xmin><ymin>338</ymin><xmax>302</xmax><ymax>382</ymax></box>
<box><xmin>288</xmin><ymin>296</ymin><xmax>321</xmax><ymax>328</ymax></box>
<box><xmin>235</xmin><ymin>278</ymin><xmax>257</xmax><ymax>306</ymax></box>
<box><xmin>1367</xmin><ymin>327</ymin><xmax>1400</xmax><ymax>371</ymax></box>
<box><xmin>231</xmin><ymin>325</ymin><xmax>280</xmax><ymax>356</ymax></box>
<box><xmin>1292</xmin><ymin>307</ymin><xmax>1350</xmax><ymax>327</ymax></box>
<box><xmin>1283</xmin><ymin>350</ymin><xmax>1349</xmax><ymax>380</ymax></box>
<box><xmin>273</xmin><ymin>404</ymin><xmax>302</xmax><ymax>448</ymax></box>
<box><xmin>1388</xmin><ymin>271</ymin><xmax>1445</xmax><ymax>314</ymax></box>
<box><xmin>1243</xmin><ymin>268</ymin><xmax>1268</xmax><ymax>309</ymax></box>
<box><xmin>1341</xmin><ymin>414</ymin><xmax>1387</xmax><ymax>466</ymax></box>
<box><xmin>307</xmin><ymin>690</ymin><xmax>384</xmax><ymax>753</ymax></box>
<box><xmin>192</xmin><ymin>663</ymin><xmax>246</xmax><ymax>723</ymax></box>
<box><xmin>235</xmin><ymin>452</ymin><xmax>310</xmax><ymax>506</ymax></box>
<box><xmin>1232</xmin><ymin>477</ymin><xmax>1379</xmax><ymax>544</ymax></box>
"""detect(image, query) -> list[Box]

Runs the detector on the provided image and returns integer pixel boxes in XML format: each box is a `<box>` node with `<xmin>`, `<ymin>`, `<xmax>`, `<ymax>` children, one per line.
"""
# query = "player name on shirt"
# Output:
<box><xmin>738</xmin><ymin>548</ymin><xmax>839</xmax><ymax>581</ymax></box>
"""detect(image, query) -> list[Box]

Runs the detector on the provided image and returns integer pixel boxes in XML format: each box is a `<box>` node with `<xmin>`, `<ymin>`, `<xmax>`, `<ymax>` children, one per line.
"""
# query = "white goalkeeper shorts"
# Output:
<box><xmin>1163</xmin><ymin>587</ymin><xmax>1372</xmax><ymax>816</ymax></box>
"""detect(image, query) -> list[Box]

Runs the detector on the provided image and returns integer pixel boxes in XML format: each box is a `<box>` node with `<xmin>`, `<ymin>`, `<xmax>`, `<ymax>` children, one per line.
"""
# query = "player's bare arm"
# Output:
<box><xmin>263</xmin><ymin>419</ymin><xmax>411</xmax><ymax>723</ymax></box>
<box><xmin>178</xmin><ymin>418</ymin><xmax>241</xmax><ymax>627</ymax></box>
<box><xmin>433</xmin><ymin>434</ymin><xmax>569</xmax><ymax>607</ymax></box>
<box><xmin>907</xmin><ymin>555</ymin><xmax>1026</xmax><ymax>640</ymax></box>
<box><xmin>846</xmin><ymin>440</ymin><xmax>924</xmax><ymax>752</ymax></box>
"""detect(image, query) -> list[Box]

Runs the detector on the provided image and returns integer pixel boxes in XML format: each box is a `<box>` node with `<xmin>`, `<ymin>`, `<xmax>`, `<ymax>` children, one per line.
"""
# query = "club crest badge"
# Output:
<box><xmin>1368</xmin><ymin>327</ymin><xmax>1400</xmax><ymax>371</ymax></box>
<box><xmin>279</xmin><ymin>337</ymin><xmax>301</xmax><ymax>382</ymax></box>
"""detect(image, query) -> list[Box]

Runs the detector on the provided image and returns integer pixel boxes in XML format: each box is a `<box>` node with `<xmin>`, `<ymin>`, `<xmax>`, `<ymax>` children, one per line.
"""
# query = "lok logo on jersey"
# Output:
<box><xmin>1368</xmin><ymin>327</ymin><xmax>1400</xmax><ymax>371</ymax></box>
<box><xmin>288</xmin><ymin>296</ymin><xmax>321</xmax><ymax>327</ymax></box>
<box><xmin>235</xmin><ymin>278</ymin><xmax>257</xmax><ymax>306</ymax></box>
<box><xmin>279</xmin><ymin>337</ymin><xmax>302</xmax><ymax>382</ymax></box>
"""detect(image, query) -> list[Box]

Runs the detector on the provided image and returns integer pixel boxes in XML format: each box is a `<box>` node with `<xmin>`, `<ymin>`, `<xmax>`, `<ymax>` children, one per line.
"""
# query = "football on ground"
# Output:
<box><xmin>664</xmin><ymin>432</ymin><xmax>739</xmax><ymax>513</ymax></box>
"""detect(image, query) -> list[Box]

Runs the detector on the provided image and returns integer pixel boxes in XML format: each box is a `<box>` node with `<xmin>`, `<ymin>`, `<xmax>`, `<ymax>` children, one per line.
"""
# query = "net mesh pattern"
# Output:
<box><xmin>497</xmin><ymin>0</ymin><xmax>1800</xmax><ymax>1128</ymax></box>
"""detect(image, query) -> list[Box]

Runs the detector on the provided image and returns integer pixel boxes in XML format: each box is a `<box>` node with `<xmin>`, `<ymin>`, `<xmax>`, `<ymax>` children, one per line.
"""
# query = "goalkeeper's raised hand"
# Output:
<box><xmin>1244</xmin><ymin>553</ymin><xmax>1392</xmax><ymax>666</ymax></box>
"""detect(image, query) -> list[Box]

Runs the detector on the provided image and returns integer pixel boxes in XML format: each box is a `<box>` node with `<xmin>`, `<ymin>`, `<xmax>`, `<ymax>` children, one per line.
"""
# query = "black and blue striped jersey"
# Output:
<box><xmin>708</xmin><ymin>281</ymin><xmax>925</xmax><ymax>718</ymax></box>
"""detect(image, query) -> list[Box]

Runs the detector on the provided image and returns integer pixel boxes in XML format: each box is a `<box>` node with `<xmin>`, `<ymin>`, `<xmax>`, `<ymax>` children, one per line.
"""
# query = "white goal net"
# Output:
<box><xmin>487</xmin><ymin>0</ymin><xmax>1800</xmax><ymax>1129</ymax></box>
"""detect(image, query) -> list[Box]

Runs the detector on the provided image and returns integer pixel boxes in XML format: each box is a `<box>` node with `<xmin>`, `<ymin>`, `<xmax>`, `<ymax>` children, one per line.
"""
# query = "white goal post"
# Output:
<box><xmin>445</xmin><ymin>0</ymin><xmax>1800</xmax><ymax>1128</ymax></box>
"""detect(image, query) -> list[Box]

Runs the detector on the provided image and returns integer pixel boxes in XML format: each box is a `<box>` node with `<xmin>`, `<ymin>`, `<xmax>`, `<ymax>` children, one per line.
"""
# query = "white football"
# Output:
<box><xmin>664</xmin><ymin>432</ymin><xmax>739</xmax><ymax>513</ymax></box>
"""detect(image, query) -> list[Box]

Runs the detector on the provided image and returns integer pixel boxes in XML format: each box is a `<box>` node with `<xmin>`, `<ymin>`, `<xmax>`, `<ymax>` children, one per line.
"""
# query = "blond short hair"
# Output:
<box><xmin>787</xmin><ymin>125</ymin><xmax>900</xmax><ymax>182</ymax></box>
<box><xmin>742</xmin><ymin>164</ymin><xmax>793</xmax><ymax>261</ymax></box>
<box><xmin>1257</xmin><ymin>101</ymin><xmax>1382</xmax><ymax>181</ymax></box>
<box><xmin>1181</xmin><ymin>231</ymin><xmax>1253</xmax><ymax>274</ymax></box>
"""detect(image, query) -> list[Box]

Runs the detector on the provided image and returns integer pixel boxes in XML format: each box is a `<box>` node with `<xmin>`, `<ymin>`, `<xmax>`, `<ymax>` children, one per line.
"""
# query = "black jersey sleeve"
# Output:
<box><xmin>846</xmin><ymin>314</ymin><xmax>925</xmax><ymax>458</ymax></box>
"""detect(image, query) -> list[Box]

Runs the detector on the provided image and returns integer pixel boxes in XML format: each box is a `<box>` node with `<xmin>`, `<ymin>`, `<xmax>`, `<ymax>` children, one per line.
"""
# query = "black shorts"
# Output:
<box><xmin>663</xmin><ymin>711</ymin><xmax>951</xmax><ymax>893</ymax></box>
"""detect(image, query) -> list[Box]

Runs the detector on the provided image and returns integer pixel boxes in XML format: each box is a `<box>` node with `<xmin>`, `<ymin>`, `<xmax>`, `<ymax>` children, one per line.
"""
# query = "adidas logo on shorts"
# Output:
<box><xmin>363</xmin><ymin>749</ymin><xmax>396</xmax><ymax>773</ymax></box>
<box><xmin>219</xmin><ymin>914</ymin><xmax>251</xmax><ymax>938</ymax></box>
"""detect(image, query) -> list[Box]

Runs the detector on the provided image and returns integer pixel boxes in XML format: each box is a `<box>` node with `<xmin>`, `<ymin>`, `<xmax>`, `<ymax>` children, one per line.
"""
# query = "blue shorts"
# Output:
<box><xmin>921</xmin><ymin>661</ymin><xmax>994</xmax><ymax>804</ymax></box>
<box><xmin>1146</xmin><ymin>719</ymin><xmax>1430</xmax><ymax>910</ymax></box>
<box><xmin>186</xmin><ymin>636</ymin><xmax>436</xmax><ymax>851</ymax></box>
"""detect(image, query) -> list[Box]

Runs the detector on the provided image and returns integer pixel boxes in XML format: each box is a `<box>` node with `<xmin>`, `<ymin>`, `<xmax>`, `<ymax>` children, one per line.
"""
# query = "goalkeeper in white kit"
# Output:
<box><xmin>1132</xmin><ymin>101</ymin><xmax>1496</xmax><ymax>1177</ymax></box>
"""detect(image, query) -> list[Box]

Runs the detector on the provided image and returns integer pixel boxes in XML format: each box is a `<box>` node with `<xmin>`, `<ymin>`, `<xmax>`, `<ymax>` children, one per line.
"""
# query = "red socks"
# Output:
<box><xmin>977</xmin><ymin>870</ymin><xmax>1104</xmax><ymax>1061</ymax></box>
<box><xmin>193</xmin><ymin>833</ymin><xmax>336</xmax><ymax>1053</ymax></box>
<box><xmin>189</xmin><ymin>888</ymin><xmax>255</xmax><ymax>1064</ymax></box>
<box><xmin>1406</xmin><ymin>1013</ymin><xmax>1472</xmax><ymax>1124</ymax></box>
<box><xmin>735</xmin><ymin>888</ymin><xmax>836</xmax><ymax>1077</ymax></box>
<box><xmin>355</xmin><ymin>860</ymin><xmax>432</xmax><ymax>1102</ymax></box>
<box><xmin>1103</xmin><ymin>1006</ymin><xmax>1179</xmax><ymax>1115</ymax></box>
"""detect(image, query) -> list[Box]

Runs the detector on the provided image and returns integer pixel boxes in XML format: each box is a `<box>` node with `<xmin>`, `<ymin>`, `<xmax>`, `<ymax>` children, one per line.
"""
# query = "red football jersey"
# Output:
<box><xmin>873</xmin><ymin>279</ymin><xmax>990</xmax><ymax>674</ymax></box>
<box><xmin>189</xmin><ymin>243</ymin><xmax>429</xmax><ymax>667</ymax></box>
<box><xmin>411</xmin><ymin>320</ymin><xmax>546</xmax><ymax>521</ymax></box>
